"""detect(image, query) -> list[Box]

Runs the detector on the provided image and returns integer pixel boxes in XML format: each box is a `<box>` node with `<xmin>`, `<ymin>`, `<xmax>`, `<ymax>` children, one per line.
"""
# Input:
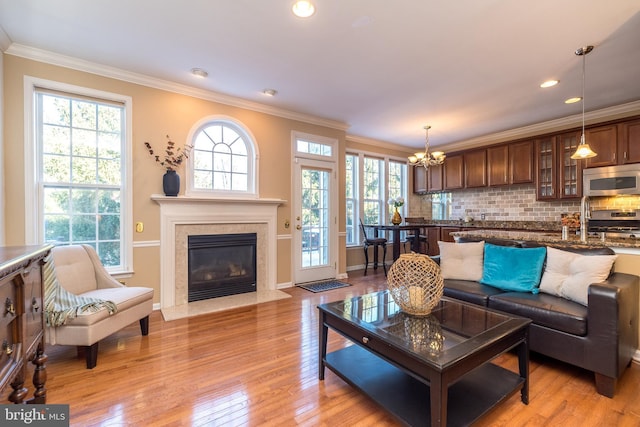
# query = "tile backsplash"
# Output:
<box><xmin>409</xmin><ymin>184</ymin><xmax>640</xmax><ymax>222</ymax></box>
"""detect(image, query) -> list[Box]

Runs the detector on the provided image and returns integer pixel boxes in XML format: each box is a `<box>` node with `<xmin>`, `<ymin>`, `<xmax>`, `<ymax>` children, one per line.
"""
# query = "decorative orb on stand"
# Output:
<box><xmin>387</xmin><ymin>253</ymin><xmax>444</xmax><ymax>316</ymax></box>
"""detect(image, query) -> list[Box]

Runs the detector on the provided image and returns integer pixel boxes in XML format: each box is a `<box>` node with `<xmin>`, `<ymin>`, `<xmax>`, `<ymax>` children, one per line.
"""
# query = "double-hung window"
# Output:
<box><xmin>28</xmin><ymin>79</ymin><xmax>132</xmax><ymax>273</ymax></box>
<box><xmin>363</xmin><ymin>156</ymin><xmax>386</xmax><ymax>226</ymax></box>
<box><xmin>346</xmin><ymin>152</ymin><xmax>408</xmax><ymax>246</ymax></box>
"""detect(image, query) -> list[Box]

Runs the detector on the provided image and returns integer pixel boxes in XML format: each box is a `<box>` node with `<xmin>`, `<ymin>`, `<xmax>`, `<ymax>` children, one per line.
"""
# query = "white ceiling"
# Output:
<box><xmin>1</xmin><ymin>0</ymin><xmax>640</xmax><ymax>150</ymax></box>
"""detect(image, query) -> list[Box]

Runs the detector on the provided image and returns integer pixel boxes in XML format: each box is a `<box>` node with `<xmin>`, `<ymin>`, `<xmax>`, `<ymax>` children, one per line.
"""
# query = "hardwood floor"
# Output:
<box><xmin>25</xmin><ymin>269</ymin><xmax>640</xmax><ymax>426</ymax></box>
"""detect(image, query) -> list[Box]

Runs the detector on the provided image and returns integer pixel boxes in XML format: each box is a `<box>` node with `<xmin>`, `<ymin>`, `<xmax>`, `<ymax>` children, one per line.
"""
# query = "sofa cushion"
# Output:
<box><xmin>488</xmin><ymin>292</ymin><xmax>588</xmax><ymax>336</ymax></box>
<box><xmin>480</xmin><ymin>244</ymin><xmax>546</xmax><ymax>293</ymax></box>
<box><xmin>539</xmin><ymin>246</ymin><xmax>617</xmax><ymax>306</ymax></box>
<box><xmin>438</xmin><ymin>240</ymin><xmax>484</xmax><ymax>281</ymax></box>
<box><xmin>443</xmin><ymin>279</ymin><xmax>505</xmax><ymax>306</ymax></box>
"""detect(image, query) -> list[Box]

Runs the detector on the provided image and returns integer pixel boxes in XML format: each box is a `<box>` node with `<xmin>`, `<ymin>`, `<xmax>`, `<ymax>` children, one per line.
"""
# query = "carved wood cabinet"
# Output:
<box><xmin>0</xmin><ymin>245</ymin><xmax>52</xmax><ymax>404</ymax></box>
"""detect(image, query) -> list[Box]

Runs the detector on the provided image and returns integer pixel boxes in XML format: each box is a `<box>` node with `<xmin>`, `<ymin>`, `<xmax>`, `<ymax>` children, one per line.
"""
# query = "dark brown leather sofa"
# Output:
<box><xmin>441</xmin><ymin>237</ymin><xmax>639</xmax><ymax>398</ymax></box>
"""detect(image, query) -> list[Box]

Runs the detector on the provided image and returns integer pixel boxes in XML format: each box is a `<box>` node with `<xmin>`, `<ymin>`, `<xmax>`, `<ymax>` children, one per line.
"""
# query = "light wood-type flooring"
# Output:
<box><xmin>32</xmin><ymin>269</ymin><xmax>640</xmax><ymax>426</ymax></box>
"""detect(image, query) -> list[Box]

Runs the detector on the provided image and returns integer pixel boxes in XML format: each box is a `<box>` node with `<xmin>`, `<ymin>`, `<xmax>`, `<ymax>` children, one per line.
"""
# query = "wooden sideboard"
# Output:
<box><xmin>0</xmin><ymin>244</ymin><xmax>52</xmax><ymax>404</ymax></box>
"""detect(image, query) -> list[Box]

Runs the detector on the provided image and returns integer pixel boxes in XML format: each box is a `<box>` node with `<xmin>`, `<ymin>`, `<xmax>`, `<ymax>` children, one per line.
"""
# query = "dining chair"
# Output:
<box><xmin>359</xmin><ymin>219</ymin><xmax>387</xmax><ymax>275</ymax></box>
<box><xmin>404</xmin><ymin>217</ymin><xmax>429</xmax><ymax>254</ymax></box>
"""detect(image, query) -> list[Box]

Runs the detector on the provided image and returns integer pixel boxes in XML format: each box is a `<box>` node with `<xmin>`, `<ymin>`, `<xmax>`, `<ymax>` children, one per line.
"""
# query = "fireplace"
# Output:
<box><xmin>188</xmin><ymin>233</ymin><xmax>257</xmax><ymax>302</ymax></box>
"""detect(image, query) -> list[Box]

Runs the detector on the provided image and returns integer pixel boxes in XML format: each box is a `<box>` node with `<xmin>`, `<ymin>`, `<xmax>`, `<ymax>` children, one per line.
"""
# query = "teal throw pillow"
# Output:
<box><xmin>480</xmin><ymin>244</ymin><xmax>547</xmax><ymax>293</ymax></box>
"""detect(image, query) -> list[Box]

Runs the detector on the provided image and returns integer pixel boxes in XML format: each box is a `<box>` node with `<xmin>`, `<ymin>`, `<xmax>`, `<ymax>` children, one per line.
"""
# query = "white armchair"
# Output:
<box><xmin>45</xmin><ymin>244</ymin><xmax>154</xmax><ymax>369</ymax></box>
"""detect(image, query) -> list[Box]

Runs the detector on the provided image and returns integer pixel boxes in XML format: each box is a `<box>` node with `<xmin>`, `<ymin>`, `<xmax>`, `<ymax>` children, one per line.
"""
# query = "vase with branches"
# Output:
<box><xmin>144</xmin><ymin>135</ymin><xmax>192</xmax><ymax>196</ymax></box>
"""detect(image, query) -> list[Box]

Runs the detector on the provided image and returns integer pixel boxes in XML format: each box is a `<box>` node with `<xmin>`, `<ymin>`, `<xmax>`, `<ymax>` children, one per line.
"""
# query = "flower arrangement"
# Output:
<box><xmin>561</xmin><ymin>212</ymin><xmax>580</xmax><ymax>228</ymax></box>
<box><xmin>388</xmin><ymin>197</ymin><xmax>405</xmax><ymax>208</ymax></box>
<box><xmin>144</xmin><ymin>135</ymin><xmax>192</xmax><ymax>172</ymax></box>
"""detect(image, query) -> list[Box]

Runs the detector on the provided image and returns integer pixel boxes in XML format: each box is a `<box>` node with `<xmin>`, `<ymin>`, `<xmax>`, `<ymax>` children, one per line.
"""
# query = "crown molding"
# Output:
<box><xmin>438</xmin><ymin>100</ymin><xmax>640</xmax><ymax>153</ymax></box>
<box><xmin>5</xmin><ymin>43</ymin><xmax>349</xmax><ymax>132</ymax></box>
<box><xmin>346</xmin><ymin>134</ymin><xmax>412</xmax><ymax>153</ymax></box>
<box><xmin>348</xmin><ymin>100</ymin><xmax>640</xmax><ymax>155</ymax></box>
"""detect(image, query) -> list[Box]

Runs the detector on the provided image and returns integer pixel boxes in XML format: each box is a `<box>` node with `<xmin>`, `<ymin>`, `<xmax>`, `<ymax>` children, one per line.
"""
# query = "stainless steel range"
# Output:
<box><xmin>588</xmin><ymin>209</ymin><xmax>640</xmax><ymax>239</ymax></box>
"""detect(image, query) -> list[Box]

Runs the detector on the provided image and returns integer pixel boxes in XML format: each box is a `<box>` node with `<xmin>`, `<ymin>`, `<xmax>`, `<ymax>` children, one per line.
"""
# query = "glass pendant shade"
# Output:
<box><xmin>571</xmin><ymin>135</ymin><xmax>597</xmax><ymax>159</ymax></box>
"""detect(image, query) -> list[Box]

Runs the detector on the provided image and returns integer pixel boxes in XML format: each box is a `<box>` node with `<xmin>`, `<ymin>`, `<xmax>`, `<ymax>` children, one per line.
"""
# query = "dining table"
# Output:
<box><xmin>368</xmin><ymin>224</ymin><xmax>425</xmax><ymax>262</ymax></box>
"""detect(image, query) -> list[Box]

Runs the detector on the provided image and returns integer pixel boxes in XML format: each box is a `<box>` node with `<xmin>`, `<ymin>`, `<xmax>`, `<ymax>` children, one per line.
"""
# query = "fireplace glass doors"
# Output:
<box><xmin>188</xmin><ymin>233</ymin><xmax>257</xmax><ymax>302</ymax></box>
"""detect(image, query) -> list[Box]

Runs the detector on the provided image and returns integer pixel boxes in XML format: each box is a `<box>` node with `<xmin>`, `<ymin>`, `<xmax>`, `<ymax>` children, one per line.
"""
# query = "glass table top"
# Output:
<box><xmin>318</xmin><ymin>291</ymin><xmax>530</xmax><ymax>369</ymax></box>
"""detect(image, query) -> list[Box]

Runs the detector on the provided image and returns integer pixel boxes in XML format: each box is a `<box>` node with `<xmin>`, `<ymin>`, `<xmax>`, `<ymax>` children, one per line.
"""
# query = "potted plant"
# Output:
<box><xmin>144</xmin><ymin>135</ymin><xmax>192</xmax><ymax>196</ymax></box>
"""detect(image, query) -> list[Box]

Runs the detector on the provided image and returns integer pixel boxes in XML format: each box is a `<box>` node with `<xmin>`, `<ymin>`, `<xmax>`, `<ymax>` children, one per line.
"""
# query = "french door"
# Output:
<box><xmin>292</xmin><ymin>158</ymin><xmax>337</xmax><ymax>284</ymax></box>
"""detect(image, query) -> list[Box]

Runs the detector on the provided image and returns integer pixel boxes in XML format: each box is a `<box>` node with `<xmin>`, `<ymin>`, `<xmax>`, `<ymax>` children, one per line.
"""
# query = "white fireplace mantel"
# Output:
<box><xmin>152</xmin><ymin>195</ymin><xmax>286</xmax><ymax>312</ymax></box>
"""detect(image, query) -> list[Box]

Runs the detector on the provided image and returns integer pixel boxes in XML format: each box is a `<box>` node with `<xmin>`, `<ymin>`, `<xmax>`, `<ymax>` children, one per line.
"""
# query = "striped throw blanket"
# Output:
<box><xmin>43</xmin><ymin>255</ymin><xmax>118</xmax><ymax>327</ymax></box>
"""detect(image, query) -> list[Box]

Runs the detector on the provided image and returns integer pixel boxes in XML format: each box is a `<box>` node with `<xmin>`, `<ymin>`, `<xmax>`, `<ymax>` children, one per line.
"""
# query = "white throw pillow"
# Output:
<box><xmin>438</xmin><ymin>241</ymin><xmax>485</xmax><ymax>281</ymax></box>
<box><xmin>539</xmin><ymin>246</ymin><xmax>617</xmax><ymax>306</ymax></box>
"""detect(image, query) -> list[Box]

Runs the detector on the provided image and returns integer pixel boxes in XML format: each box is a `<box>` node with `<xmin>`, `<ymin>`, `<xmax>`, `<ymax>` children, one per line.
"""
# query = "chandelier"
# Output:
<box><xmin>408</xmin><ymin>125</ymin><xmax>446</xmax><ymax>168</ymax></box>
<box><xmin>570</xmin><ymin>45</ymin><xmax>597</xmax><ymax>160</ymax></box>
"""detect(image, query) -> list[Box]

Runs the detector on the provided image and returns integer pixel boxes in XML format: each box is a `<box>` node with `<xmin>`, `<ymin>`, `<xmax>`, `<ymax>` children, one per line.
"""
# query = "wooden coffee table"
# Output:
<box><xmin>318</xmin><ymin>291</ymin><xmax>530</xmax><ymax>427</ymax></box>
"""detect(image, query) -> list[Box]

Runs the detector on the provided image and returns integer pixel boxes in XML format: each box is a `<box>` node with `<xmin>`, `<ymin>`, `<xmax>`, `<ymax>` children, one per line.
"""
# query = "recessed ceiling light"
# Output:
<box><xmin>292</xmin><ymin>1</ymin><xmax>315</xmax><ymax>18</ymax></box>
<box><xmin>263</xmin><ymin>89</ymin><xmax>277</xmax><ymax>97</ymax></box>
<box><xmin>540</xmin><ymin>80</ymin><xmax>559</xmax><ymax>88</ymax></box>
<box><xmin>191</xmin><ymin>68</ymin><xmax>208</xmax><ymax>78</ymax></box>
<box><xmin>565</xmin><ymin>97</ymin><xmax>582</xmax><ymax>104</ymax></box>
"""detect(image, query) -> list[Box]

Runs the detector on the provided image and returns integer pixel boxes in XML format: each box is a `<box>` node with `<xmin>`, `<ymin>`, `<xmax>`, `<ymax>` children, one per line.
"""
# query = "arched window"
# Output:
<box><xmin>187</xmin><ymin>118</ymin><xmax>257</xmax><ymax>196</ymax></box>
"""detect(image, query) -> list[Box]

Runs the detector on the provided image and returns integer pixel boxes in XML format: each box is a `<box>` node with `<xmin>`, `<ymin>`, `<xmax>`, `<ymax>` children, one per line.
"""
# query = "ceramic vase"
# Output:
<box><xmin>163</xmin><ymin>170</ymin><xmax>180</xmax><ymax>196</ymax></box>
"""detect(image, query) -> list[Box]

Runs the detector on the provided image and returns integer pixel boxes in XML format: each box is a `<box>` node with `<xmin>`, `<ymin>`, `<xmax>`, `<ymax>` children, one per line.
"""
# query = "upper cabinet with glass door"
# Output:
<box><xmin>534</xmin><ymin>131</ymin><xmax>582</xmax><ymax>200</ymax></box>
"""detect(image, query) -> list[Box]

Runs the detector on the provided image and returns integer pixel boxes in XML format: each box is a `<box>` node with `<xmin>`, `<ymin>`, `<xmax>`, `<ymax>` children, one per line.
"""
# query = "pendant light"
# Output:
<box><xmin>408</xmin><ymin>126</ymin><xmax>446</xmax><ymax>168</ymax></box>
<box><xmin>570</xmin><ymin>45</ymin><xmax>597</xmax><ymax>160</ymax></box>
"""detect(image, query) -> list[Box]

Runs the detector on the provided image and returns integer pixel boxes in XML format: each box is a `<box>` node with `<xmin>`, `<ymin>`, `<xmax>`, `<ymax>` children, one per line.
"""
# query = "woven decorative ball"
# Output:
<box><xmin>387</xmin><ymin>253</ymin><xmax>444</xmax><ymax>316</ymax></box>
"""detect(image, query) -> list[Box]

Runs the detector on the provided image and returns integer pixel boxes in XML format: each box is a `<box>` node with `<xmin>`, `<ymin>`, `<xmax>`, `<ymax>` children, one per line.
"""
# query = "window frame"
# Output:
<box><xmin>24</xmin><ymin>76</ymin><xmax>133</xmax><ymax>274</ymax></box>
<box><xmin>345</xmin><ymin>153</ymin><xmax>358</xmax><ymax>246</ymax></box>
<box><xmin>185</xmin><ymin>116</ymin><xmax>258</xmax><ymax>198</ymax></box>
<box><xmin>346</xmin><ymin>151</ymin><xmax>408</xmax><ymax>247</ymax></box>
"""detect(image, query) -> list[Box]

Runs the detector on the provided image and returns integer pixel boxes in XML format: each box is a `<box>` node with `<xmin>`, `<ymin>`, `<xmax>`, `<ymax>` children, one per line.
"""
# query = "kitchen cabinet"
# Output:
<box><xmin>535</xmin><ymin>132</ymin><xmax>582</xmax><ymax>200</ymax></box>
<box><xmin>464</xmin><ymin>149</ymin><xmax>487</xmax><ymax>188</ymax></box>
<box><xmin>584</xmin><ymin>124</ymin><xmax>618</xmax><ymax>168</ymax></box>
<box><xmin>583</xmin><ymin>119</ymin><xmax>640</xmax><ymax>167</ymax></box>
<box><xmin>444</xmin><ymin>154</ymin><xmax>464</xmax><ymax>190</ymax></box>
<box><xmin>426</xmin><ymin>227</ymin><xmax>441</xmax><ymax>256</ymax></box>
<box><xmin>509</xmin><ymin>140</ymin><xmax>534</xmax><ymax>184</ymax></box>
<box><xmin>487</xmin><ymin>145</ymin><xmax>509</xmax><ymax>186</ymax></box>
<box><xmin>412</xmin><ymin>164</ymin><xmax>443</xmax><ymax>194</ymax></box>
<box><xmin>487</xmin><ymin>141</ymin><xmax>533</xmax><ymax>187</ymax></box>
<box><xmin>557</xmin><ymin>131</ymin><xmax>583</xmax><ymax>199</ymax></box>
<box><xmin>412</xmin><ymin>165</ymin><xmax>427</xmax><ymax>194</ymax></box>
<box><xmin>619</xmin><ymin>118</ymin><xmax>640</xmax><ymax>164</ymax></box>
<box><xmin>535</xmin><ymin>136</ymin><xmax>557</xmax><ymax>200</ymax></box>
<box><xmin>428</xmin><ymin>164</ymin><xmax>443</xmax><ymax>192</ymax></box>
<box><xmin>440</xmin><ymin>226</ymin><xmax>461</xmax><ymax>242</ymax></box>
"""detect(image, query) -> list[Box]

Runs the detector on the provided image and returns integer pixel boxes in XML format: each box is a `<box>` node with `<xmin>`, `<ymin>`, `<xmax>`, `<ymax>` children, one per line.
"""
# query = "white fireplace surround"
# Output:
<box><xmin>152</xmin><ymin>195</ymin><xmax>286</xmax><ymax>312</ymax></box>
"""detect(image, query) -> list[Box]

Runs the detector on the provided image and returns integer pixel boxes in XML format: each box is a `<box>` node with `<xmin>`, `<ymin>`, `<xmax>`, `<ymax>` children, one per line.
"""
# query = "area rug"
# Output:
<box><xmin>297</xmin><ymin>280</ymin><xmax>351</xmax><ymax>293</ymax></box>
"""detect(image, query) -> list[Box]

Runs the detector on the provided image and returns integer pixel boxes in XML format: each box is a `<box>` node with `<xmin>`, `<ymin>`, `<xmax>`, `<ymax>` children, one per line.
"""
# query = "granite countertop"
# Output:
<box><xmin>423</xmin><ymin>220</ymin><xmax>562</xmax><ymax>231</ymax></box>
<box><xmin>451</xmin><ymin>229</ymin><xmax>640</xmax><ymax>249</ymax></box>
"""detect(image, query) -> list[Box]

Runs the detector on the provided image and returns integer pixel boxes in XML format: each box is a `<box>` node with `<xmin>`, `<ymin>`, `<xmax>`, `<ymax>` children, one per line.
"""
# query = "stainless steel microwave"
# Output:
<box><xmin>583</xmin><ymin>164</ymin><xmax>640</xmax><ymax>196</ymax></box>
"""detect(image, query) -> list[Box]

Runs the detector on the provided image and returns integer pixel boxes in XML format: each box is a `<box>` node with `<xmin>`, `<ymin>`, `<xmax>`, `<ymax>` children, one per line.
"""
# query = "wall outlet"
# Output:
<box><xmin>481</xmin><ymin>213</ymin><xmax>486</xmax><ymax>220</ymax></box>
